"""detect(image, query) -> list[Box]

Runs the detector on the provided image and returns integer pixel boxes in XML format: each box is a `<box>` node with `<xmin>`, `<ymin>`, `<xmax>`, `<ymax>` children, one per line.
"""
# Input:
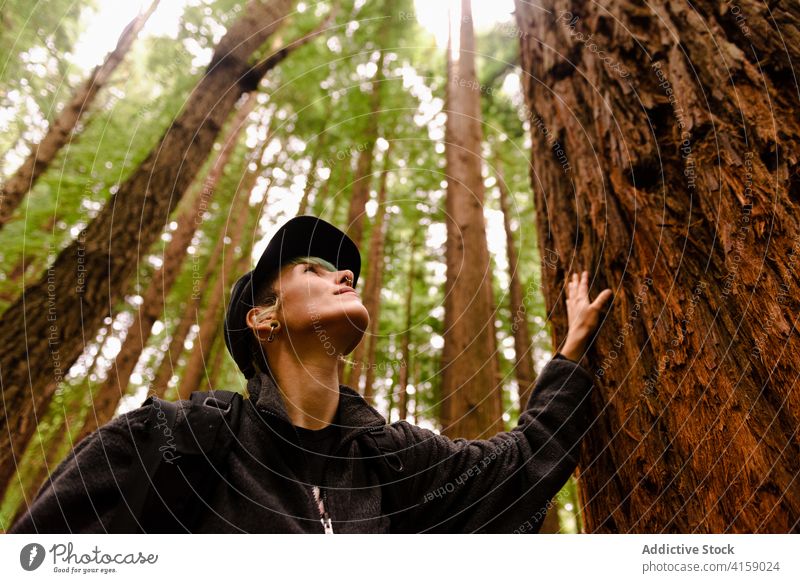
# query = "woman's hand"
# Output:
<box><xmin>559</xmin><ymin>271</ymin><xmax>613</xmax><ymax>363</ymax></box>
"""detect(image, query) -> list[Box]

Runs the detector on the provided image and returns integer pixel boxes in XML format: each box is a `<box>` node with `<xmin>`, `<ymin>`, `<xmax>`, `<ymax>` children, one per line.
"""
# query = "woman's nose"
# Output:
<box><xmin>338</xmin><ymin>270</ymin><xmax>355</xmax><ymax>287</ymax></box>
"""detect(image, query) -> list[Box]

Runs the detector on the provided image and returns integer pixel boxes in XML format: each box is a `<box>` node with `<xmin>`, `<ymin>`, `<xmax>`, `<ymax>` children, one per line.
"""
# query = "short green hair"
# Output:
<box><xmin>248</xmin><ymin>256</ymin><xmax>338</xmax><ymax>376</ymax></box>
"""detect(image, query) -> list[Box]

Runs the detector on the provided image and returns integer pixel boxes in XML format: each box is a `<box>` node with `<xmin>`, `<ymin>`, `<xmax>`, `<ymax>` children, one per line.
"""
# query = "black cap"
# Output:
<box><xmin>223</xmin><ymin>215</ymin><xmax>361</xmax><ymax>378</ymax></box>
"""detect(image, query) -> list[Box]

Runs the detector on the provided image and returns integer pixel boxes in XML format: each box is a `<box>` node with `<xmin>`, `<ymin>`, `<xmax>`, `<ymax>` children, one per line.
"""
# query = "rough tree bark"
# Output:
<box><xmin>440</xmin><ymin>0</ymin><xmax>501</xmax><ymax>439</ymax></box>
<box><xmin>0</xmin><ymin>0</ymin><xmax>161</xmax><ymax>228</ymax></box>
<box><xmin>515</xmin><ymin>0</ymin><xmax>800</xmax><ymax>532</ymax></box>
<box><xmin>0</xmin><ymin>0</ymin><xmax>297</xmax><ymax>498</ymax></box>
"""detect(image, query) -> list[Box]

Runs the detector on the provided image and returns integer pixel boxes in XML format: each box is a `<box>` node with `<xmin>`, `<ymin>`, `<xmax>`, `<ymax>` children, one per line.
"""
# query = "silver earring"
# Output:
<box><xmin>267</xmin><ymin>322</ymin><xmax>278</xmax><ymax>342</ymax></box>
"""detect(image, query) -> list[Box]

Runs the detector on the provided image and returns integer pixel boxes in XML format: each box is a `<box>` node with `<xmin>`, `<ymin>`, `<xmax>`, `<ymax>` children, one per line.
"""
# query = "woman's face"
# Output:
<box><xmin>265</xmin><ymin>260</ymin><xmax>369</xmax><ymax>356</ymax></box>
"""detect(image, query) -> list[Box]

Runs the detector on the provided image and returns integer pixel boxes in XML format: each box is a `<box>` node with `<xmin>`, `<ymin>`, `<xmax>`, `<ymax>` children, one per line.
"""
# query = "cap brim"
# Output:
<box><xmin>252</xmin><ymin>215</ymin><xmax>361</xmax><ymax>290</ymax></box>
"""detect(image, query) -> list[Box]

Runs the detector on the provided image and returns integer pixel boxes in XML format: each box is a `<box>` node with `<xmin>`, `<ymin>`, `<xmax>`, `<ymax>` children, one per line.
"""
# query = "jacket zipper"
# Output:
<box><xmin>257</xmin><ymin>405</ymin><xmax>385</xmax><ymax>534</ymax></box>
<box><xmin>312</xmin><ymin>485</ymin><xmax>334</xmax><ymax>534</ymax></box>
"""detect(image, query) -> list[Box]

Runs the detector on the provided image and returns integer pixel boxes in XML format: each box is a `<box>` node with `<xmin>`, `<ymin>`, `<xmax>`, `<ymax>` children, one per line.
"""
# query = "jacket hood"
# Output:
<box><xmin>245</xmin><ymin>371</ymin><xmax>386</xmax><ymax>441</ymax></box>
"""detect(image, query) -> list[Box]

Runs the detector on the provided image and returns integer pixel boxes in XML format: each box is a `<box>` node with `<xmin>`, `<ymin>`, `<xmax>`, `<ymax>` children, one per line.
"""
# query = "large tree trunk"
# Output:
<box><xmin>74</xmin><ymin>92</ymin><xmax>260</xmax><ymax>443</ymax></box>
<box><xmin>0</xmin><ymin>0</ymin><xmax>297</xmax><ymax>499</ymax></box>
<box><xmin>0</xmin><ymin>0</ymin><xmax>161</xmax><ymax>228</ymax></box>
<box><xmin>515</xmin><ymin>0</ymin><xmax>800</xmax><ymax>532</ymax></box>
<box><xmin>495</xmin><ymin>154</ymin><xmax>538</xmax><ymax>411</ymax></box>
<box><xmin>439</xmin><ymin>0</ymin><xmax>501</xmax><ymax>440</ymax></box>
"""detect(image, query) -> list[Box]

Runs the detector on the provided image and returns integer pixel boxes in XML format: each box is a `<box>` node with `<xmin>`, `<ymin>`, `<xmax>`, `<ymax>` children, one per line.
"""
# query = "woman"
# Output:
<box><xmin>10</xmin><ymin>215</ymin><xmax>612</xmax><ymax>533</ymax></box>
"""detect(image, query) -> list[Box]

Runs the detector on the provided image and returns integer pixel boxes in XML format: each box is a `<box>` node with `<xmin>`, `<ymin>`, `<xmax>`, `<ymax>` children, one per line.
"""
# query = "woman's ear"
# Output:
<box><xmin>246</xmin><ymin>306</ymin><xmax>279</xmax><ymax>341</ymax></box>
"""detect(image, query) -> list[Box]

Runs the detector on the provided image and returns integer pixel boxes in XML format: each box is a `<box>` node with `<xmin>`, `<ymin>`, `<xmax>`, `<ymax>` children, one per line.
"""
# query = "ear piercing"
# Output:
<box><xmin>267</xmin><ymin>322</ymin><xmax>279</xmax><ymax>342</ymax></box>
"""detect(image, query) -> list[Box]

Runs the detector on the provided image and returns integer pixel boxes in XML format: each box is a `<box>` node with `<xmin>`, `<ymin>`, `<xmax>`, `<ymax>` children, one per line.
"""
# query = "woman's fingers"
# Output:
<box><xmin>591</xmin><ymin>288</ymin><xmax>613</xmax><ymax>310</ymax></box>
<box><xmin>566</xmin><ymin>272</ymin><xmax>612</xmax><ymax>310</ymax></box>
<box><xmin>566</xmin><ymin>272</ymin><xmax>576</xmax><ymax>298</ymax></box>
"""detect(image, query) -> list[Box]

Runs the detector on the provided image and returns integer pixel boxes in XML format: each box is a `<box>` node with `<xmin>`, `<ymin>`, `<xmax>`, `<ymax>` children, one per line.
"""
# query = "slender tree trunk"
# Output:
<box><xmin>205</xmin><ymin>199</ymin><xmax>265</xmax><ymax>392</ymax></box>
<box><xmin>297</xmin><ymin>130</ymin><xmax>326</xmax><ymax>215</ymax></box>
<box><xmin>345</xmin><ymin>49</ymin><xmax>385</xmax><ymax>247</ymax></box>
<box><xmin>515</xmin><ymin>0</ymin><xmax>800</xmax><ymax>532</ymax></box>
<box><xmin>0</xmin><ymin>0</ymin><xmax>161</xmax><ymax>228</ymax></box>
<box><xmin>397</xmin><ymin>232</ymin><xmax>418</xmax><ymax>421</ymax></box>
<box><xmin>153</xmin><ymin>140</ymin><xmax>279</xmax><ymax>399</ymax></box>
<box><xmin>345</xmin><ymin>145</ymin><xmax>391</xmax><ymax>395</ymax></box>
<box><xmin>0</xmin><ymin>0</ymin><xmax>297</xmax><ymax>498</ymax></box>
<box><xmin>412</xmin><ymin>359</ymin><xmax>420</xmax><ymax>426</ymax></box>
<box><xmin>440</xmin><ymin>0</ymin><xmax>500</xmax><ymax>440</ymax></box>
<box><xmin>495</xmin><ymin>154</ymin><xmax>538</xmax><ymax>411</ymax></box>
<box><xmin>178</xmin><ymin>181</ymin><xmax>255</xmax><ymax>399</ymax></box>
<box><xmin>74</xmin><ymin>93</ymin><xmax>260</xmax><ymax>442</ymax></box>
<box><xmin>151</xmin><ymin>298</ymin><xmax>200</xmax><ymax>399</ymax></box>
<box><xmin>360</xmin><ymin>149</ymin><xmax>392</xmax><ymax>403</ymax></box>
<box><xmin>204</xmin><ymin>331</ymin><xmax>228</xmax><ymax>391</ymax></box>
<box><xmin>538</xmin><ymin>498</ymin><xmax>561</xmax><ymax>534</ymax></box>
<box><xmin>485</xmin><ymin>259</ymin><xmax>506</xmax><ymax>433</ymax></box>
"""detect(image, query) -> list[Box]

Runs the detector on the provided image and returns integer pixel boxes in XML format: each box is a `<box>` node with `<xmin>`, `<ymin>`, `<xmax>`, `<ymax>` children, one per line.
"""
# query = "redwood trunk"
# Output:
<box><xmin>0</xmin><ymin>0</ymin><xmax>296</xmax><ymax>498</ymax></box>
<box><xmin>440</xmin><ymin>0</ymin><xmax>501</xmax><ymax>440</ymax></box>
<box><xmin>0</xmin><ymin>0</ymin><xmax>161</xmax><ymax>228</ymax></box>
<box><xmin>515</xmin><ymin>0</ymin><xmax>800</xmax><ymax>532</ymax></box>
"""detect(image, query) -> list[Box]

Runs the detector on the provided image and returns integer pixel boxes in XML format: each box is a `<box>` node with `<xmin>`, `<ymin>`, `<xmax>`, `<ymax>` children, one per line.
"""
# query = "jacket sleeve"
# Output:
<box><xmin>383</xmin><ymin>354</ymin><xmax>594</xmax><ymax>533</ymax></box>
<box><xmin>7</xmin><ymin>405</ymin><xmax>152</xmax><ymax>534</ymax></box>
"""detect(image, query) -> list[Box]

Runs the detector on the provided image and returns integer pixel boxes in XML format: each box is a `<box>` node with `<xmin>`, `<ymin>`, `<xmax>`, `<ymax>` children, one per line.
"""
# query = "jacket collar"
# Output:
<box><xmin>245</xmin><ymin>371</ymin><xmax>386</xmax><ymax>441</ymax></box>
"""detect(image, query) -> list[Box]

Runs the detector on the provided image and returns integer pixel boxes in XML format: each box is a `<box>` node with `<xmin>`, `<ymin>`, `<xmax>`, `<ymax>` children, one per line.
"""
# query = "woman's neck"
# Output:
<box><xmin>267</xmin><ymin>348</ymin><xmax>340</xmax><ymax>430</ymax></box>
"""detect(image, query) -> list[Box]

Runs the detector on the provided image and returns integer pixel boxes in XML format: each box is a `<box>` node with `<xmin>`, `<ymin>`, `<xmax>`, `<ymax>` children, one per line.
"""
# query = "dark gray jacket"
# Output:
<box><xmin>10</xmin><ymin>353</ymin><xmax>594</xmax><ymax>533</ymax></box>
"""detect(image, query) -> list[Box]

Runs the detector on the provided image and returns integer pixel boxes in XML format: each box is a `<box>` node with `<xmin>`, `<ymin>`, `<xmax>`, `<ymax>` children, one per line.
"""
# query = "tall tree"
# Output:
<box><xmin>0</xmin><ymin>0</ymin><xmax>298</xmax><ymax>498</ymax></box>
<box><xmin>0</xmin><ymin>0</ymin><xmax>161</xmax><ymax>228</ymax></box>
<box><xmin>440</xmin><ymin>0</ymin><xmax>501</xmax><ymax>439</ymax></box>
<box><xmin>515</xmin><ymin>0</ymin><xmax>800</xmax><ymax>532</ymax></box>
